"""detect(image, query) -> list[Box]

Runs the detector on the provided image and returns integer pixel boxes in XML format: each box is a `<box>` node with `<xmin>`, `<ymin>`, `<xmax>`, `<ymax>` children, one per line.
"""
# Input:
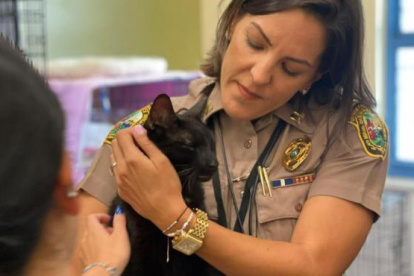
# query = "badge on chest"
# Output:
<box><xmin>282</xmin><ymin>135</ymin><xmax>312</xmax><ymax>172</ymax></box>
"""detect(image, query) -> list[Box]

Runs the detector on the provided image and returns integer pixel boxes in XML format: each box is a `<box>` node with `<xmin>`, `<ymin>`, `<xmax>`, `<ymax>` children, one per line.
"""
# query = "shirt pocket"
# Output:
<box><xmin>256</xmin><ymin>183</ymin><xmax>311</xmax><ymax>242</ymax></box>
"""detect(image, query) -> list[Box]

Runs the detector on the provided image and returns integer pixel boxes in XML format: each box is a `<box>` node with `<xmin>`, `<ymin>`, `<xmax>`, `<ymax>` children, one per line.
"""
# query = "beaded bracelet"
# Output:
<box><xmin>167</xmin><ymin>211</ymin><xmax>195</xmax><ymax>237</ymax></box>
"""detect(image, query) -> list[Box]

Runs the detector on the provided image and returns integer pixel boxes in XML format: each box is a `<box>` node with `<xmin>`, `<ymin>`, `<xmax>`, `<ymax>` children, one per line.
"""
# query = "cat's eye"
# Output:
<box><xmin>181</xmin><ymin>132</ymin><xmax>193</xmax><ymax>145</ymax></box>
<box><xmin>182</xmin><ymin>144</ymin><xmax>195</xmax><ymax>151</ymax></box>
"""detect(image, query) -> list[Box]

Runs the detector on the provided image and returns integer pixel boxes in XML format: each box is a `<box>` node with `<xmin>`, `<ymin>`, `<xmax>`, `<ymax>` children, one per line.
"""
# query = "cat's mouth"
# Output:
<box><xmin>197</xmin><ymin>166</ymin><xmax>218</xmax><ymax>182</ymax></box>
<box><xmin>197</xmin><ymin>174</ymin><xmax>215</xmax><ymax>182</ymax></box>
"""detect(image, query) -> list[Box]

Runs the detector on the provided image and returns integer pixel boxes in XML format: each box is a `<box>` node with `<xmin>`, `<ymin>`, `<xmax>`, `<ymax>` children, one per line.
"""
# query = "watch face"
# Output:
<box><xmin>173</xmin><ymin>234</ymin><xmax>202</xmax><ymax>255</ymax></box>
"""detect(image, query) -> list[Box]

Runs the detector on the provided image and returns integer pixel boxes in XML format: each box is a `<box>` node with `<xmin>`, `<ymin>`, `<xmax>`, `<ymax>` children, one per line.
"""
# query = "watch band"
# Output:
<box><xmin>191</xmin><ymin>208</ymin><xmax>209</xmax><ymax>240</ymax></box>
<box><xmin>172</xmin><ymin>208</ymin><xmax>209</xmax><ymax>255</ymax></box>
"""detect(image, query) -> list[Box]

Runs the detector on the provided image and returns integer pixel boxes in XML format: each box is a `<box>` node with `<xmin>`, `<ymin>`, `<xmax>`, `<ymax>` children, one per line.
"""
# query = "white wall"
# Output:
<box><xmin>362</xmin><ymin>0</ymin><xmax>377</xmax><ymax>93</ymax></box>
<box><xmin>199</xmin><ymin>0</ymin><xmax>230</xmax><ymax>58</ymax></box>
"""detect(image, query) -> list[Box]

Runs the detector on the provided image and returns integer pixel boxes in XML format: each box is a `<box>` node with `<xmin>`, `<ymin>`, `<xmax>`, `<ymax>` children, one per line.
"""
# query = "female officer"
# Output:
<box><xmin>74</xmin><ymin>0</ymin><xmax>388</xmax><ymax>275</ymax></box>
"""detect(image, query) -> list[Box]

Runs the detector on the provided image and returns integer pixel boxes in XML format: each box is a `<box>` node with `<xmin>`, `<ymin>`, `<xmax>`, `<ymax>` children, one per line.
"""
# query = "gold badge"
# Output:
<box><xmin>104</xmin><ymin>104</ymin><xmax>151</xmax><ymax>145</ymax></box>
<box><xmin>282</xmin><ymin>136</ymin><xmax>312</xmax><ymax>171</ymax></box>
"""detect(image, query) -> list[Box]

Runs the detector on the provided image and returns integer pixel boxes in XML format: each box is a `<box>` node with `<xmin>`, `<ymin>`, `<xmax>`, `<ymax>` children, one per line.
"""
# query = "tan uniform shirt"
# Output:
<box><xmin>78</xmin><ymin>78</ymin><xmax>389</xmax><ymax>242</ymax></box>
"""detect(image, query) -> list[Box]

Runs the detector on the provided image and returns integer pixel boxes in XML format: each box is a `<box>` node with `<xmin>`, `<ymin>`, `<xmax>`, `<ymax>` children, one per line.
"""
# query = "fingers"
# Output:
<box><xmin>114</xmin><ymin>129</ymin><xmax>148</xmax><ymax>162</ymax></box>
<box><xmin>88</xmin><ymin>213</ymin><xmax>111</xmax><ymax>225</ymax></box>
<box><xmin>110</xmin><ymin>153</ymin><xmax>122</xmax><ymax>186</ymax></box>
<box><xmin>111</xmin><ymin>137</ymin><xmax>127</xmax><ymax>176</ymax></box>
<box><xmin>112</xmin><ymin>129</ymin><xmax>153</xmax><ymax>176</ymax></box>
<box><xmin>113</xmin><ymin>126</ymin><xmax>168</xmax><ymax>171</ymax></box>
<box><xmin>131</xmin><ymin>125</ymin><xmax>167</xmax><ymax>166</ymax></box>
<box><xmin>113</xmin><ymin>206</ymin><xmax>128</xmax><ymax>238</ymax></box>
<box><xmin>96</xmin><ymin>213</ymin><xmax>112</xmax><ymax>224</ymax></box>
<box><xmin>85</xmin><ymin>212</ymin><xmax>121</xmax><ymax>238</ymax></box>
<box><xmin>86</xmin><ymin>213</ymin><xmax>112</xmax><ymax>236</ymax></box>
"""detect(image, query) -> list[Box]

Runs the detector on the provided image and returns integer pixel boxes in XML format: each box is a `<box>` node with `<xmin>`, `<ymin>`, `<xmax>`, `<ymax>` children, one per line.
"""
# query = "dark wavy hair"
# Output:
<box><xmin>201</xmin><ymin>0</ymin><xmax>375</xmax><ymax>130</ymax></box>
<box><xmin>0</xmin><ymin>37</ymin><xmax>65</xmax><ymax>276</ymax></box>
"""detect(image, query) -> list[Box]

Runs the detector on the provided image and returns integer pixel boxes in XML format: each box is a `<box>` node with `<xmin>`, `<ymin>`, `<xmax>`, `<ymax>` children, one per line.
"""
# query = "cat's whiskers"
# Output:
<box><xmin>177</xmin><ymin>168</ymin><xmax>193</xmax><ymax>177</ymax></box>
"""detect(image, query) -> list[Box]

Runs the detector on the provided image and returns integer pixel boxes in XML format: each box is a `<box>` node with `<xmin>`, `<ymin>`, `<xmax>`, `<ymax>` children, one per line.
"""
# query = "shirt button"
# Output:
<box><xmin>244</xmin><ymin>139</ymin><xmax>252</xmax><ymax>148</ymax></box>
<box><xmin>295</xmin><ymin>203</ymin><xmax>303</xmax><ymax>212</ymax></box>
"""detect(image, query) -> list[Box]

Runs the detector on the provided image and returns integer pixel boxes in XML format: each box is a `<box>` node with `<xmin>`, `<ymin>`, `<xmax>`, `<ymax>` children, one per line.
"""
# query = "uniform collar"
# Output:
<box><xmin>202</xmin><ymin>82</ymin><xmax>315</xmax><ymax>134</ymax></box>
<box><xmin>273</xmin><ymin>103</ymin><xmax>315</xmax><ymax>134</ymax></box>
<box><xmin>202</xmin><ymin>82</ymin><xmax>223</xmax><ymax>123</ymax></box>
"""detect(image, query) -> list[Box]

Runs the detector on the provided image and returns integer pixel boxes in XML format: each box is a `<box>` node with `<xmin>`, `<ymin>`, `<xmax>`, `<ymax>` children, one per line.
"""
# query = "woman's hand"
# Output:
<box><xmin>111</xmin><ymin>125</ymin><xmax>187</xmax><ymax>230</ymax></box>
<box><xmin>80</xmin><ymin>209</ymin><xmax>130</xmax><ymax>274</ymax></box>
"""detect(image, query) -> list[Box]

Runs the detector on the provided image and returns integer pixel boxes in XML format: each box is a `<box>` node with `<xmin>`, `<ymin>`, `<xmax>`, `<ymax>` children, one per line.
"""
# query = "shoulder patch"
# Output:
<box><xmin>349</xmin><ymin>104</ymin><xmax>388</xmax><ymax>160</ymax></box>
<box><xmin>104</xmin><ymin>104</ymin><xmax>152</xmax><ymax>145</ymax></box>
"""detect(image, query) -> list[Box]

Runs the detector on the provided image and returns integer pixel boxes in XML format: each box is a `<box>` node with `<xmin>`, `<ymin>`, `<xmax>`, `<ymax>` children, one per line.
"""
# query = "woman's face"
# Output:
<box><xmin>220</xmin><ymin>8</ymin><xmax>326</xmax><ymax>120</ymax></box>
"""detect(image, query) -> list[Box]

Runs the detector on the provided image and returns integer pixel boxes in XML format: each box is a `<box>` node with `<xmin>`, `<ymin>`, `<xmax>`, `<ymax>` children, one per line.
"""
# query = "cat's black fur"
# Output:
<box><xmin>111</xmin><ymin>91</ymin><xmax>218</xmax><ymax>276</ymax></box>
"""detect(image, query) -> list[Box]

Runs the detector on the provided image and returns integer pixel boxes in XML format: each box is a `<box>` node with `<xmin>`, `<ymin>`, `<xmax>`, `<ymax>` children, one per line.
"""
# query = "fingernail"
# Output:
<box><xmin>115</xmin><ymin>205</ymin><xmax>125</xmax><ymax>215</ymax></box>
<box><xmin>134</xmin><ymin>125</ymin><xmax>147</xmax><ymax>136</ymax></box>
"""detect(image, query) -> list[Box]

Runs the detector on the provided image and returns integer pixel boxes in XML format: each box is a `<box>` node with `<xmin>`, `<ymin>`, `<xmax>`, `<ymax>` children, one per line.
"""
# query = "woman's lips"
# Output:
<box><xmin>237</xmin><ymin>83</ymin><xmax>261</xmax><ymax>100</ymax></box>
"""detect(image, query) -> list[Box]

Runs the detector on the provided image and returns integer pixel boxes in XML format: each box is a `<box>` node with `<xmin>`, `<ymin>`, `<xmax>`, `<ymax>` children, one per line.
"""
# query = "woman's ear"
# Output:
<box><xmin>53</xmin><ymin>151</ymin><xmax>79</xmax><ymax>216</ymax></box>
<box><xmin>312</xmin><ymin>71</ymin><xmax>324</xmax><ymax>84</ymax></box>
<box><xmin>303</xmin><ymin>71</ymin><xmax>326</xmax><ymax>91</ymax></box>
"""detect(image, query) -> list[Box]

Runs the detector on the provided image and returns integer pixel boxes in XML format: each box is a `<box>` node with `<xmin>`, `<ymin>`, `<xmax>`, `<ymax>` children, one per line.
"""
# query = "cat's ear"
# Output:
<box><xmin>185</xmin><ymin>94</ymin><xmax>208</xmax><ymax>120</ymax></box>
<box><xmin>146</xmin><ymin>94</ymin><xmax>177</xmax><ymax>128</ymax></box>
<box><xmin>185</xmin><ymin>82</ymin><xmax>215</xmax><ymax>119</ymax></box>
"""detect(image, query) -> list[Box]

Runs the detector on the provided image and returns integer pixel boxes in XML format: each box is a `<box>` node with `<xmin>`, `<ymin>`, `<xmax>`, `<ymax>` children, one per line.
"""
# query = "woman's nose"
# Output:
<box><xmin>250</xmin><ymin>60</ymin><xmax>273</xmax><ymax>85</ymax></box>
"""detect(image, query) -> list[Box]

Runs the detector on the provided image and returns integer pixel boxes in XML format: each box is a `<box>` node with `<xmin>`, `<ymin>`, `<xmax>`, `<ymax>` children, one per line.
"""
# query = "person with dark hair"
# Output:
<box><xmin>74</xmin><ymin>1</ymin><xmax>389</xmax><ymax>275</ymax></box>
<box><xmin>0</xmin><ymin>37</ymin><xmax>130</xmax><ymax>276</ymax></box>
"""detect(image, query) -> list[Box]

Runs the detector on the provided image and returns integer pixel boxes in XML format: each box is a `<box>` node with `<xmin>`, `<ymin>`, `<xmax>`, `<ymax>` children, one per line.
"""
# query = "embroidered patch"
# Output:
<box><xmin>349</xmin><ymin>104</ymin><xmax>388</xmax><ymax>160</ymax></box>
<box><xmin>104</xmin><ymin>104</ymin><xmax>152</xmax><ymax>145</ymax></box>
<box><xmin>282</xmin><ymin>135</ymin><xmax>312</xmax><ymax>172</ymax></box>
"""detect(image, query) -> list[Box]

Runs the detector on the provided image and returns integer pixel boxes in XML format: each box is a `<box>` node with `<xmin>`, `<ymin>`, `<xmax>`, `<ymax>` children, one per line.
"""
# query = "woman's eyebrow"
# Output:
<box><xmin>250</xmin><ymin>22</ymin><xmax>313</xmax><ymax>68</ymax></box>
<box><xmin>251</xmin><ymin>22</ymin><xmax>273</xmax><ymax>46</ymax></box>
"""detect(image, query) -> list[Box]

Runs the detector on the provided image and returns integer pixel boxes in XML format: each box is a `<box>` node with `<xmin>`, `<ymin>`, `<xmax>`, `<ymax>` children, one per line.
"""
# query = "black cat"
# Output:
<box><xmin>112</xmin><ymin>91</ymin><xmax>218</xmax><ymax>276</ymax></box>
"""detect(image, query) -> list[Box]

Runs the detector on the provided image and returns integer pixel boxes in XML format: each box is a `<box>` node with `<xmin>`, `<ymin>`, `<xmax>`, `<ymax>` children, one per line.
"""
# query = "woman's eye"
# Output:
<box><xmin>246</xmin><ymin>38</ymin><xmax>264</xmax><ymax>51</ymax></box>
<box><xmin>282</xmin><ymin>64</ymin><xmax>300</xmax><ymax>77</ymax></box>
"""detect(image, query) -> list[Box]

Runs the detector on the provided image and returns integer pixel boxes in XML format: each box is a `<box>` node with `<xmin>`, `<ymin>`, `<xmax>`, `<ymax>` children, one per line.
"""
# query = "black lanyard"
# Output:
<box><xmin>212</xmin><ymin>117</ymin><xmax>287</xmax><ymax>234</ymax></box>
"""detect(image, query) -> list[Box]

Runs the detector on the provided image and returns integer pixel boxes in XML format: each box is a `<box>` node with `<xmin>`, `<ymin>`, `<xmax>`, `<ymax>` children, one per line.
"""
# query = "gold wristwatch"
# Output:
<box><xmin>172</xmin><ymin>208</ymin><xmax>209</xmax><ymax>255</ymax></box>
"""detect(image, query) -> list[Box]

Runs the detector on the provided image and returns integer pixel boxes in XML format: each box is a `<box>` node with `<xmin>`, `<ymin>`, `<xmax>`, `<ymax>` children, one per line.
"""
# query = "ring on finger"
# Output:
<box><xmin>109</xmin><ymin>161</ymin><xmax>117</xmax><ymax>176</ymax></box>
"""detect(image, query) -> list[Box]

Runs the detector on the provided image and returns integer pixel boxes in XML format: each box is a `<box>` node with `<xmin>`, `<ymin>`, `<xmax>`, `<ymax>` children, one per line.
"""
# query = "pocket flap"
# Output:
<box><xmin>256</xmin><ymin>183</ymin><xmax>311</xmax><ymax>223</ymax></box>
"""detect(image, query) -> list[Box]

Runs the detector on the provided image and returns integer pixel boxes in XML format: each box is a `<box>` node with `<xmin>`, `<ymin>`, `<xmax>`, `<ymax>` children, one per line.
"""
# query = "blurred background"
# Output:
<box><xmin>1</xmin><ymin>0</ymin><xmax>413</xmax><ymax>275</ymax></box>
